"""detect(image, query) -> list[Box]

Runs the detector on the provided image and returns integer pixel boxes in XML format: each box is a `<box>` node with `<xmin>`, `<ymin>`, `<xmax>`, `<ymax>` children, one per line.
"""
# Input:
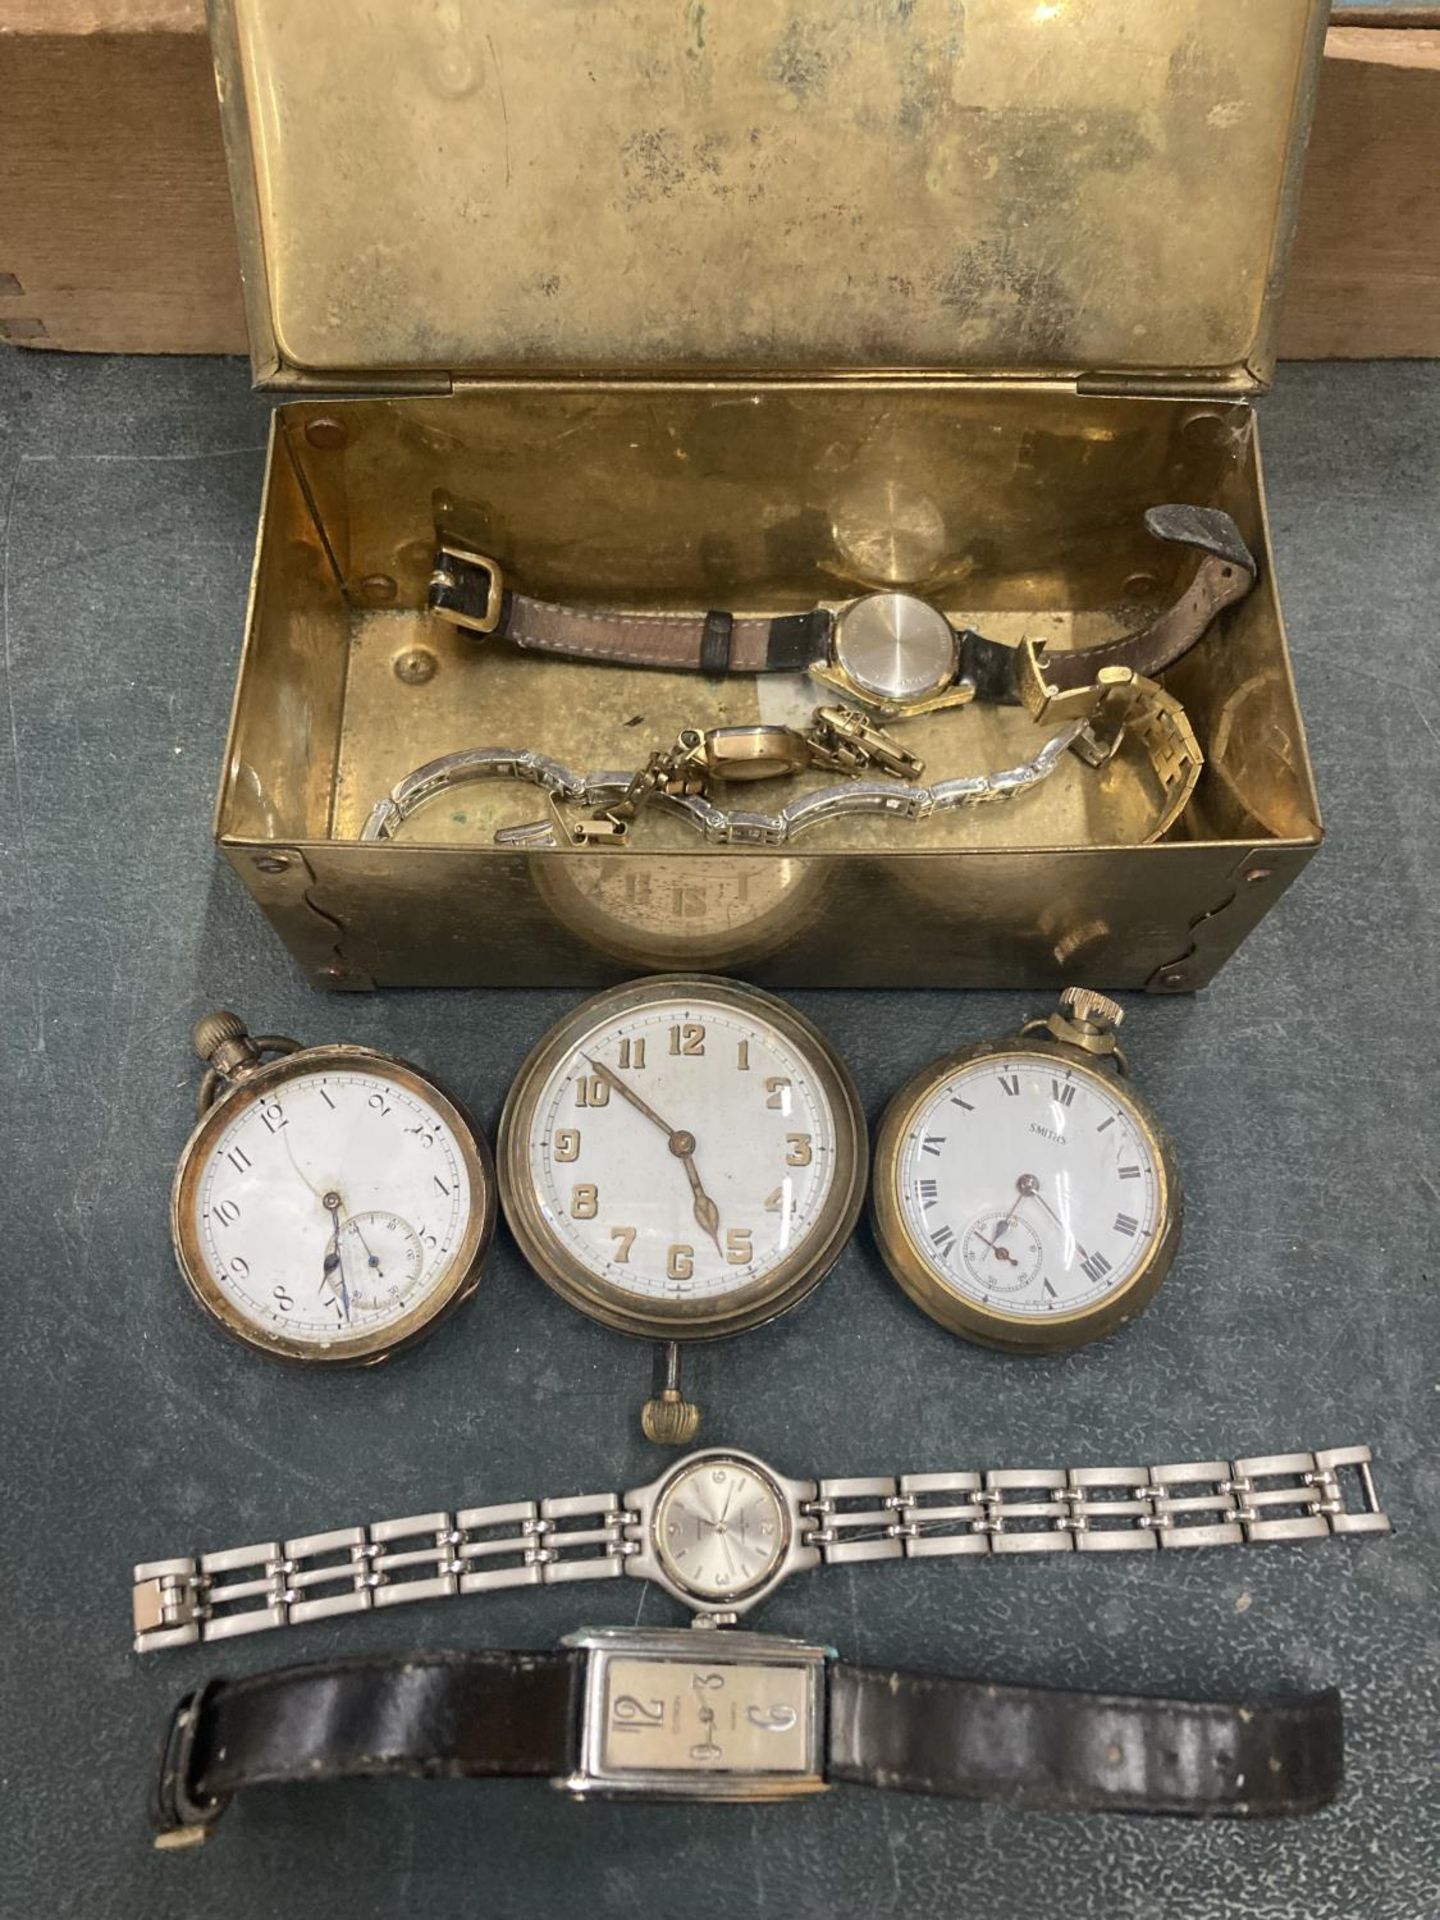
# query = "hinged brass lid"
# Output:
<box><xmin>210</xmin><ymin>0</ymin><xmax>1327</xmax><ymax>394</ymax></box>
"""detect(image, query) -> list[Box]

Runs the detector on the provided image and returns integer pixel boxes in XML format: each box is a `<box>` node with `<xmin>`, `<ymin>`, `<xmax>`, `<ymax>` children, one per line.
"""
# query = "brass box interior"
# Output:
<box><xmin>217</xmin><ymin>383</ymin><xmax>1320</xmax><ymax>991</ymax></box>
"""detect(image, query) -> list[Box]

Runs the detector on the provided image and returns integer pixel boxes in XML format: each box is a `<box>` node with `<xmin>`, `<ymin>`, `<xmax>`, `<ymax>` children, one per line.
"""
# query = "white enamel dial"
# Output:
<box><xmin>188</xmin><ymin>1065</ymin><xmax>475</xmax><ymax>1351</ymax></box>
<box><xmin>896</xmin><ymin>1052</ymin><xmax>1164</xmax><ymax>1319</ymax></box>
<box><xmin>653</xmin><ymin>1457</ymin><xmax>788</xmax><ymax>1601</ymax></box>
<box><xmin>531</xmin><ymin>1002</ymin><xmax>834</xmax><ymax>1302</ymax></box>
<box><xmin>501</xmin><ymin>978</ymin><xmax>866</xmax><ymax>1338</ymax></box>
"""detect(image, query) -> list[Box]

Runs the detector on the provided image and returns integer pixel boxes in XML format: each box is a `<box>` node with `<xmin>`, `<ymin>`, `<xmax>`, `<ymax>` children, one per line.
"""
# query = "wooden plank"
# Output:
<box><xmin>1</xmin><ymin>7</ymin><xmax>1437</xmax><ymax>360</ymax></box>
<box><xmin>0</xmin><ymin>1</ymin><xmax>245</xmax><ymax>353</ymax></box>
<box><xmin>1279</xmin><ymin>27</ymin><xmax>1440</xmax><ymax>358</ymax></box>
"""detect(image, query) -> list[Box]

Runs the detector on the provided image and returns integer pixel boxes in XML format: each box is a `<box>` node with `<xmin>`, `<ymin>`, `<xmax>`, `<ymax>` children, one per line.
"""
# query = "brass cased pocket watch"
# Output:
<box><xmin>498</xmin><ymin>975</ymin><xmax>867</xmax><ymax>1436</ymax></box>
<box><xmin>872</xmin><ymin>990</ymin><xmax>1181</xmax><ymax>1352</ymax></box>
<box><xmin>171</xmin><ymin>1013</ymin><xmax>497</xmax><ymax>1366</ymax></box>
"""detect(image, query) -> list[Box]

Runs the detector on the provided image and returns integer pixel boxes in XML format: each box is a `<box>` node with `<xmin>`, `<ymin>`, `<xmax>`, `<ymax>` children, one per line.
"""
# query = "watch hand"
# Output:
<box><xmin>322</xmin><ymin>1194</ymin><xmax>352</xmax><ymax>1322</ymax></box>
<box><xmin>582</xmin><ymin>1053</ymin><xmax>678</xmax><ymax>1138</ymax></box>
<box><xmin>972</xmin><ymin>1230</ymin><xmax>1018</xmax><ymax>1266</ymax></box>
<box><xmin>1017</xmin><ymin>1172</ymin><xmax>1066</xmax><ymax>1231</ymax></box>
<box><xmin>581</xmin><ymin>1053</ymin><xmax>725</xmax><ymax>1256</ymax></box>
<box><xmin>680</xmin><ymin>1156</ymin><xmax>724</xmax><ymax>1256</ymax></box>
<box><xmin>281</xmin><ymin>1124</ymin><xmax>328</xmax><ymax>1202</ymax></box>
<box><xmin>345</xmin><ymin>1214</ymin><xmax>380</xmax><ymax>1266</ymax></box>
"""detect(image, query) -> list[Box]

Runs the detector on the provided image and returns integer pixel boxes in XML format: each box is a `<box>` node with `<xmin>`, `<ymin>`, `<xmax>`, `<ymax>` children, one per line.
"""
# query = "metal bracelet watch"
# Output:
<box><xmin>150</xmin><ymin>1632</ymin><xmax>1344</xmax><ymax>1844</ymax></box>
<box><xmin>428</xmin><ymin>505</ymin><xmax>1256</xmax><ymax>723</ymax></box>
<box><xmin>362</xmin><ymin>675</ymin><xmax>1201</xmax><ymax>851</ymax></box>
<box><xmin>133</xmin><ymin>1441</ymin><xmax>1389</xmax><ymax>1654</ymax></box>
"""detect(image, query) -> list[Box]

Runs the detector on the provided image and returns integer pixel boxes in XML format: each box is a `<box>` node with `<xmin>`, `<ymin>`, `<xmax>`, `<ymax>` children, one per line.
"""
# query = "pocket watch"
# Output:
<box><xmin>498</xmin><ymin>976</ymin><xmax>867</xmax><ymax>1437</ymax></box>
<box><xmin>871</xmin><ymin>989</ymin><xmax>1181</xmax><ymax>1352</ymax></box>
<box><xmin>171</xmin><ymin>1013</ymin><xmax>496</xmax><ymax>1366</ymax></box>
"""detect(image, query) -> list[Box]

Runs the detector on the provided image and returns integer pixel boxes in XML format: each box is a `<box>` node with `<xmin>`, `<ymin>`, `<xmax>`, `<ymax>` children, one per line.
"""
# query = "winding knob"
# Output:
<box><xmin>192</xmin><ymin>1010</ymin><xmax>252</xmax><ymax>1064</ymax></box>
<box><xmin>641</xmin><ymin>1389</ymin><xmax>702</xmax><ymax>1448</ymax></box>
<box><xmin>1059</xmin><ymin>987</ymin><xmax>1124</xmax><ymax>1032</ymax></box>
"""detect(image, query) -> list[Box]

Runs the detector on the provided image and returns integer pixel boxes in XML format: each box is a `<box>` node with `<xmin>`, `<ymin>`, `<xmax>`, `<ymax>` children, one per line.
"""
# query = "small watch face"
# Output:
<box><xmin>652</xmin><ymin>1456</ymin><xmax>790</xmax><ymax>1601</ymax></box>
<box><xmin>598</xmin><ymin>1655</ymin><xmax>815</xmax><ymax>1778</ymax></box>
<box><xmin>832</xmin><ymin>592</ymin><xmax>956</xmax><ymax>702</ymax></box>
<box><xmin>175</xmin><ymin>1053</ymin><xmax>492</xmax><ymax>1362</ymax></box>
<box><xmin>882</xmin><ymin>1047</ymin><xmax>1175</xmax><ymax>1345</ymax></box>
<box><xmin>499</xmin><ymin>976</ymin><xmax>866</xmax><ymax>1339</ymax></box>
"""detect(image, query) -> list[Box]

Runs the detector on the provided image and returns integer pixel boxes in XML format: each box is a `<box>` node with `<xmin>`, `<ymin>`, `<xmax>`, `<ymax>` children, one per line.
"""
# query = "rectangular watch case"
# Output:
<box><xmin>208</xmin><ymin>0</ymin><xmax>1329</xmax><ymax>991</ymax></box>
<box><xmin>559</xmin><ymin>1628</ymin><xmax>830</xmax><ymax>1802</ymax></box>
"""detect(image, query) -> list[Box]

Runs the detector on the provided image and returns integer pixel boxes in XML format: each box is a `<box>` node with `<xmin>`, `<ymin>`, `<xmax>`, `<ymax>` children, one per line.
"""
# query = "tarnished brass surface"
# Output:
<box><xmin>215</xmin><ymin>382</ymin><xmax>1320</xmax><ymax>989</ymax></box>
<box><xmin>211</xmin><ymin>0</ymin><xmax>1326</xmax><ymax>391</ymax></box>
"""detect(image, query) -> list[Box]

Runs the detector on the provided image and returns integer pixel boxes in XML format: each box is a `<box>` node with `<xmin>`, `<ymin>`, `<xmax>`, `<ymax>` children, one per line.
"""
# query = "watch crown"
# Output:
<box><xmin>1058</xmin><ymin>988</ymin><xmax>1124</xmax><ymax>1033</ymax></box>
<box><xmin>642</xmin><ymin>1389</ymin><xmax>703</xmax><ymax>1449</ymax></box>
<box><xmin>192</xmin><ymin>1010</ymin><xmax>250</xmax><ymax>1062</ymax></box>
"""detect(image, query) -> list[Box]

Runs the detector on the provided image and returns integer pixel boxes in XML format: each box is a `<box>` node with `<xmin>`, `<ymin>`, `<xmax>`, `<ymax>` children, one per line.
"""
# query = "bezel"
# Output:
<box><xmin>623</xmin><ymin>1448</ymin><xmax>822</xmax><ymax>1616</ymax></box>
<box><xmin>170</xmin><ymin>1044</ymin><xmax>496</xmax><ymax>1366</ymax></box>
<box><xmin>558</xmin><ymin>1625</ymin><xmax>831</xmax><ymax>1802</ymax></box>
<box><xmin>871</xmin><ymin>1034</ymin><xmax>1182</xmax><ymax>1353</ymax></box>
<box><xmin>497</xmin><ymin>974</ymin><xmax>868</xmax><ymax>1340</ymax></box>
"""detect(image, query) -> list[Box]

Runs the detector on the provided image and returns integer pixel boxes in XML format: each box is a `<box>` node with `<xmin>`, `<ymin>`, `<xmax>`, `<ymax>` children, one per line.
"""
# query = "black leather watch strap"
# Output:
<box><xmin>153</xmin><ymin>1651</ymin><xmax>581</xmax><ymax>1839</ymax></box>
<box><xmin>151</xmin><ymin>1648</ymin><xmax>1342</xmax><ymax>1841</ymax></box>
<box><xmin>828</xmin><ymin>1664</ymin><xmax>1343</xmax><ymax>1817</ymax></box>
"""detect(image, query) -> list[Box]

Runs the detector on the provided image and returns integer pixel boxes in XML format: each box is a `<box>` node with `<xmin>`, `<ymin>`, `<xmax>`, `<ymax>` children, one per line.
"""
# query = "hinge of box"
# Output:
<box><xmin>1075</xmin><ymin>369</ymin><xmax>1263</xmax><ymax>401</ymax></box>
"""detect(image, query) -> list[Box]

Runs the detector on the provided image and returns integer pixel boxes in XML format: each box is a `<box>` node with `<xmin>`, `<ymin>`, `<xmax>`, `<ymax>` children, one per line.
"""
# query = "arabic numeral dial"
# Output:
<box><xmin>504</xmin><ymin>978</ymin><xmax>866</xmax><ymax>1341</ymax></box>
<box><xmin>179</xmin><ymin>1058</ymin><xmax>483</xmax><ymax>1361</ymax></box>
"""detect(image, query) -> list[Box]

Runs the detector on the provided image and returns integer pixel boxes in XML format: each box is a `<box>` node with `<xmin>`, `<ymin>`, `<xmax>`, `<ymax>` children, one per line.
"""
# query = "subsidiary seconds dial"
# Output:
<box><xmin>872</xmin><ymin>991</ymin><xmax>1182</xmax><ymax>1351</ymax></box>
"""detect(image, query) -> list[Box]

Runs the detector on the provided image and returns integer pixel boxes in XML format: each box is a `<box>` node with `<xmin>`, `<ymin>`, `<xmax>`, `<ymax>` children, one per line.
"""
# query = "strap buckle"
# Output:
<box><xmin>428</xmin><ymin>542</ymin><xmax>505</xmax><ymax>635</ymax></box>
<box><xmin>1018</xmin><ymin>645</ymin><xmax>1136</xmax><ymax>727</ymax></box>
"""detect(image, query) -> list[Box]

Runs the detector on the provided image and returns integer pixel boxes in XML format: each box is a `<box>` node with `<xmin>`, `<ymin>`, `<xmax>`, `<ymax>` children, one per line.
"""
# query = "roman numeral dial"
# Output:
<box><xmin>875</xmin><ymin>1032</ymin><xmax>1179</xmax><ymax>1354</ymax></box>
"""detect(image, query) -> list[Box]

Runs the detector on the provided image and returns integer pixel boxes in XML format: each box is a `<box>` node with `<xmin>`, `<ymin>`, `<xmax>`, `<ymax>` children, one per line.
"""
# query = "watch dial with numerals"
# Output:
<box><xmin>498</xmin><ymin>976</ymin><xmax>866</xmax><ymax>1339</ymax></box>
<box><xmin>652</xmin><ymin>1456</ymin><xmax>790</xmax><ymax>1601</ymax></box>
<box><xmin>173</xmin><ymin>1050</ymin><xmax>493</xmax><ymax>1364</ymax></box>
<box><xmin>875</xmin><ymin>1046</ymin><xmax>1179</xmax><ymax>1351</ymax></box>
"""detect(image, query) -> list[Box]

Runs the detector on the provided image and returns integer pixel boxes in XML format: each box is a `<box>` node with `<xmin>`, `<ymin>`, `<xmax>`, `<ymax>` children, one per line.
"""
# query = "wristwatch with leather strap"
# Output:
<box><xmin>151</xmin><ymin>1628</ymin><xmax>1344</xmax><ymax>1844</ymax></box>
<box><xmin>428</xmin><ymin>504</ymin><xmax>1256</xmax><ymax>722</ymax></box>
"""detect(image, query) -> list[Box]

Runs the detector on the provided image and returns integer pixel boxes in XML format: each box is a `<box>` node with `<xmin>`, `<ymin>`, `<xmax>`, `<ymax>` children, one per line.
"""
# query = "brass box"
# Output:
<box><xmin>211</xmin><ymin>0</ymin><xmax>1327</xmax><ymax>991</ymax></box>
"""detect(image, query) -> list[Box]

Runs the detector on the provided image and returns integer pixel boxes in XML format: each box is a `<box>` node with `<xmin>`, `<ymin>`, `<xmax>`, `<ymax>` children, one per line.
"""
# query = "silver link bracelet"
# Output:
<box><xmin>132</xmin><ymin>1443</ymin><xmax>1388</xmax><ymax>1653</ymax></box>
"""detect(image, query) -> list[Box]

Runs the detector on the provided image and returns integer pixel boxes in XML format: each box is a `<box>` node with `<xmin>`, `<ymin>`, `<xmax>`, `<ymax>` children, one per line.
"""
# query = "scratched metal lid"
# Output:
<box><xmin>209</xmin><ymin>0</ymin><xmax>1327</xmax><ymax>392</ymax></box>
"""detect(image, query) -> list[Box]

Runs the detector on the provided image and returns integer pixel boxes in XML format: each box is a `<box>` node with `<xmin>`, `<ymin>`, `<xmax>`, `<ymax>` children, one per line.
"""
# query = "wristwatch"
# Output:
<box><xmin>428</xmin><ymin>505</ymin><xmax>1256</xmax><ymax>722</ymax></box>
<box><xmin>133</xmin><ymin>1441</ymin><xmax>1388</xmax><ymax>1653</ymax></box>
<box><xmin>150</xmin><ymin>1630</ymin><xmax>1344</xmax><ymax>1844</ymax></box>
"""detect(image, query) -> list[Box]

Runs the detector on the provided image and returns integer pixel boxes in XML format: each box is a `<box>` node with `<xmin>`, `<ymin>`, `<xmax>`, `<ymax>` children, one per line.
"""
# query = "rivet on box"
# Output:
<box><xmin>393</xmin><ymin>647</ymin><xmax>438</xmax><ymax>685</ymax></box>
<box><xmin>305</xmin><ymin>417</ymin><xmax>347</xmax><ymax>450</ymax></box>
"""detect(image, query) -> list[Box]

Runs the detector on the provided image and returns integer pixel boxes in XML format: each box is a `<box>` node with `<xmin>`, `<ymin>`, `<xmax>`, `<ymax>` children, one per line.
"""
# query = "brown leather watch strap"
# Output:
<box><xmin>429</xmin><ymin>502</ymin><xmax>1255</xmax><ymax>694</ymax></box>
<box><xmin>499</xmin><ymin>594</ymin><xmax>828</xmax><ymax>675</ymax></box>
<box><xmin>960</xmin><ymin>505</ymin><xmax>1257</xmax><ymax>705</ymax></box>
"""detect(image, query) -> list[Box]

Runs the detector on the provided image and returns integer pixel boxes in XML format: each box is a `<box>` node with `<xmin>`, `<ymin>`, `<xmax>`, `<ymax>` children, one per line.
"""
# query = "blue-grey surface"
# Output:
<box><xmin>0</xmin><ymin>352</ymin><xmax>1436</xmax><ymax>1920</ymax></box>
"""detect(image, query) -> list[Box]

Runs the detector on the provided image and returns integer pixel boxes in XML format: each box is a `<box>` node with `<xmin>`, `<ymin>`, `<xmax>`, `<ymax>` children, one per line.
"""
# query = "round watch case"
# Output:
<box><xmin>171</xmin><ymin>1038</ymin><xmax>497</xmax><ymax>1367</ymax></box>
<box><xmin>497</xmin><ymin>974</ymin><xmax>868</xmax><ymax>1343</ymax></box>
<box><xmin>871</xmin><ymin>1025</ymin><xmax>1182</xmax><ymax>1353</ymax></box>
